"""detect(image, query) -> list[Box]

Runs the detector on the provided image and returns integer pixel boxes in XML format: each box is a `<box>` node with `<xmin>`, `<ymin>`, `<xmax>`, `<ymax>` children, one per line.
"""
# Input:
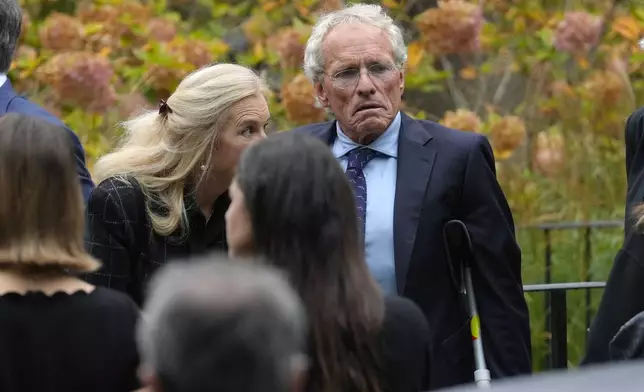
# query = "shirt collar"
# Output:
<box><xmin>333</xmin><ymin>111</ymin><xmax>401</xmax><ymax>159</ymax></box>
<box><xmin>0</xmin><ymin>74</ymin><xmax>7</xmax><ymax>88</ymax></box>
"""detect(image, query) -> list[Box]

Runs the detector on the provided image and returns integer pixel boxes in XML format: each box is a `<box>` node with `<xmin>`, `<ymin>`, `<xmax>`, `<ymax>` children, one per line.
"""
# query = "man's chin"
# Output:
<box><xmin>353</xmin><ymin>117</ymin><xmax>388</xmax><ymax>134</ymax></box>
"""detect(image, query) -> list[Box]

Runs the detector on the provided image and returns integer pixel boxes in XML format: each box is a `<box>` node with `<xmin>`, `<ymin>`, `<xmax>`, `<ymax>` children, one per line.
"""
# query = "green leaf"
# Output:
<box><xmin>83</xmin><ymin>23</ymin><xmax>105</xmax><ymax>35</ymax></box>
<box><xmin>480</xmin><ymin>61</ymin><xmax>494</xmax><ymax>74</ymax></box>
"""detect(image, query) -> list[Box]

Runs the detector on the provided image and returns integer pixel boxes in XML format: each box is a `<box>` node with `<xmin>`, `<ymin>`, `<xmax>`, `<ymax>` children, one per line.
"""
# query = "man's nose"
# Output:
<box><xmin>356</xmin><ymin>69</ymin><xmax>376</xmax><ymax>96</ymax></box>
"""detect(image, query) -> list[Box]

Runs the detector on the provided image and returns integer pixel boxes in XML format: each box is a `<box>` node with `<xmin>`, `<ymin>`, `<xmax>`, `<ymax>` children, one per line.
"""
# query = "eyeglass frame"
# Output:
<box><xmin>322</xmin><ymin>62</ymin><xmax>401</xmax><ymax>89</ymax></box>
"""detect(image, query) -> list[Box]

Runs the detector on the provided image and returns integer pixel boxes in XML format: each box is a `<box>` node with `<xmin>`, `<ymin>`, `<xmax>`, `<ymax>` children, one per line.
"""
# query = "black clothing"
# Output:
<box><xmin>610</xmin><ymin>310</ymin><xmax>644</xmax><ymax>360</ymax></box>
<box><xmin>0</xmin><ymin>287</ymin><xmax>140</xmax><ymax>392</ymax></box>
<box><xmin>380</xmin><ymin>296</ymin><xmax>432</xmax><ymax>392</ymax></box>
<box><xmin>582</xmin><ymin>107</ymin><xmax>644</xmax><ymax>365</ymax></box>
<box><xmin>84</xmin><ymin>177</ymin><xmax>228</xmax><ymax>305</ymax></box>
<box><xmin>583</xmin><ymin>230</ymin><xmax>644</xmax><ymax>364</ymax></box>
<box><xmin>625</xmin><ymin>107</ymin><xmax>644</xmax><ymax>238</ymax></box>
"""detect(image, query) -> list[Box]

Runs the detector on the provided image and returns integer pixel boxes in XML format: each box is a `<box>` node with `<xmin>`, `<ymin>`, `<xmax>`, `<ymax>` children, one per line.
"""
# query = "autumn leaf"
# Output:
<box><xmin>295</xmin><ymin>3</ymin><xmax>310</xmax><ymax>17</ymax></box>
<box><xmin>611</xmin><ymin>15</ymin><xmax>642</xmax><ymax>41</ymax></box>
<box><xmin>494</xmin><ymin>148</ymin><xmax>513</xmax><ymax>160</ymax></box>
<box><xmin>406</xmin><ymin>41</ymin><xmax>425</xmax><ymax>72</ymax></box>
<box><xmin>262</xmin><ymin>1</ymin><xmax>280</xmax><ymax>12</ymax></box>
<box><xmin>98</xmin><ymin>47</ymin><xmax>112</xmax><ymax>58</ymax></box>
<box><xmin>382</xmin><ymin>0</ymin><xmax>400</xmax><ymax>9</ymax></box>
<box><xmin>253</xmin><ymin>41</ymin><xmax>265</xmax><ymax>61</ymax></box>
<box><xmin>459</xmin><ymin>66</ymin><xmax>477</xmax><ymax>80</ymax></box>
<box><xmin>211</xmin><ymin>39</ymin><xmax>230</xmax><ymax>57</ymax></box>
<box><xmin>577</xmin><ymin>56</ymin><xmax>590</xmax><ymax>70</ymax></box>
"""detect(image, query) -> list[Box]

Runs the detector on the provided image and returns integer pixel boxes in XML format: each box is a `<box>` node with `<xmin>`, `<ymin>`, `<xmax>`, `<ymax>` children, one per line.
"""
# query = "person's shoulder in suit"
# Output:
<box><xmin>290</xmin><ymin>120</ymin><xmax>334</xmax><ymax>135</ymax></box>
<box><xmin>288</xmin><ymin>114</ymin><xmax>490</xmax><ymax>159</ymax></box>
<box><xmin>89</xmin><ymin>177</ymin><xmax>146</xmax><ymax>215</ymax></box>
<box><xmin>626</xmin><ymin>106</ymin><xmax>644</xmax><ymax>142</ymax></box>
<box><xmin>6</xmin><ymin>94</ymin><xmax>95</xmax><ymax>201</ymax></box>
<box><xmin>6</xmin><ymin>95</ymin><xmax>65</xmax><ymax>127</ymax></box>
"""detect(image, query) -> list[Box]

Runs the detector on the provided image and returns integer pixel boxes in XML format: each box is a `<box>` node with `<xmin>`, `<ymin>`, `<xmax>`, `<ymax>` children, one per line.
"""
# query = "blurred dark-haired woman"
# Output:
<box><xmin>225</xmin><ymin>131</ymin><xmax>431</xmax><ymax>392</ymax></box>
<box><xmin>0</xmin><ymin>114</ymin><xmax>140</xmax><ymax>391</ymax></box>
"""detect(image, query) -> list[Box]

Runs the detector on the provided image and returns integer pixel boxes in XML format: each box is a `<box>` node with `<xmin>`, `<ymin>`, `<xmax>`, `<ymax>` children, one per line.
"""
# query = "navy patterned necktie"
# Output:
<box><xmin>345</xmin><ymin>147</ymin><xmax>380</xmax><ymax>238</ymax></box>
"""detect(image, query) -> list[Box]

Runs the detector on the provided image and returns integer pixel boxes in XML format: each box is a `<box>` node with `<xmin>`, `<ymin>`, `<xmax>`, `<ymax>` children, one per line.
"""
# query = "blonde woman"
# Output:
<box><xmin>0</xmin><ymin>114</ymin><xmax>140</xmax><ymax>391</ymax></box>
<box><xmin>85</xmin><ymin>63</ymin><xmax>269</xmax><ymax>304</ymax></box>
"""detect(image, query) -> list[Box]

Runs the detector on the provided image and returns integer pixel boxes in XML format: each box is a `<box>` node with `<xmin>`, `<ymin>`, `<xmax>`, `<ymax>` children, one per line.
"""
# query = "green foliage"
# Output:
<box><xmin>10</xmin><ymin>0</ymin><xmax>644</xmax><ymax>371</ymax></box>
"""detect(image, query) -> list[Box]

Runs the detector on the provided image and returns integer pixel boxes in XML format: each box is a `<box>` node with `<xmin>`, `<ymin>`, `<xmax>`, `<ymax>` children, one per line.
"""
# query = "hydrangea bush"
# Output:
<box><xmin>11</xmin><ymin>0</ymin><xmax>644</xmax><ymax>368</ymax></box>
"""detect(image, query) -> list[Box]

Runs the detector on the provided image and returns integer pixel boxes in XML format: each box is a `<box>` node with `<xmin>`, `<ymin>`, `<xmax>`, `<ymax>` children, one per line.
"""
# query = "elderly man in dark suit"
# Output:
<box><xmin>291</xmin><ymin>3</ymin><xmax>531</xmax><ymax>389</ymax></box>
<box><xmin>0</xmin><ymin>0</ymin><xmax>94</xmax><ymax>201</ymax></box>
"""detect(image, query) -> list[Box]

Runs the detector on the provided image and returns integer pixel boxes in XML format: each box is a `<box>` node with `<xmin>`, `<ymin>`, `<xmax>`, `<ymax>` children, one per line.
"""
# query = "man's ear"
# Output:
<box><xmin>314</xmin><ymin>82</ymin><xmax>329</xmax><ymax>108</ymax></box>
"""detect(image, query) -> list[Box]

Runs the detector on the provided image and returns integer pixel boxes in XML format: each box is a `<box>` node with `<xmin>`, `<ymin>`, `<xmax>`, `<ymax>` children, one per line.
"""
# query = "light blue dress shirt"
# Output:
<box><xmin>332</xmin><ymin>112</ymin><xmax>400</xmax><ymax>295</ymax></box>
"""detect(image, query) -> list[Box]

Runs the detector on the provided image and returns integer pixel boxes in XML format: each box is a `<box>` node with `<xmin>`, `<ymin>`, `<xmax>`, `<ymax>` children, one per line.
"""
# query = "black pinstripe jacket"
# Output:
<box><xmin>83</xmin><ymin>177</ymin><xmax>228</xmax><ymax>305</ymax></box>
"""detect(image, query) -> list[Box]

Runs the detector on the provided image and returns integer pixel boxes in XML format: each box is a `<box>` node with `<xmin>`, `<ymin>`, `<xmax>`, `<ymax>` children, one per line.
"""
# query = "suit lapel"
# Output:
<box><xmin>394</xmin><ymin>113</ymin><xmax>437</xmax><ymax>293</ymax></box>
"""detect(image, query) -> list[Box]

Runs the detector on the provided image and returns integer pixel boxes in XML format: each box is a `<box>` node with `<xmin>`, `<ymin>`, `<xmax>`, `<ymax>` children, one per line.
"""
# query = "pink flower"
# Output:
<box><xmin>554</xmin><ymin>11</ymin><xmax>603</xmax><ymax>54</ymax></box>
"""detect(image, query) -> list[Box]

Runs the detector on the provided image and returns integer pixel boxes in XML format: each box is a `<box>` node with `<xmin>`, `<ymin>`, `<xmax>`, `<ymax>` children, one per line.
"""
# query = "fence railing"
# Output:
<box><xmin>519</xmin><ymin>220</ymin><xmax>623</xmax><ymax>370</ymax></box>
<box><xmin>523</xmin><ymin>282</ymin><xmax>606</xmax><ymax>369</ymax></box>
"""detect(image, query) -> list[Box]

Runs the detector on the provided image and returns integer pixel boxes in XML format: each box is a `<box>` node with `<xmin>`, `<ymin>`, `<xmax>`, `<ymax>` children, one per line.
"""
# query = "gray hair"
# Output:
<box><xmin>137</xmin><ymin>254</ymin><xmax>307</xmax><ymax>392</ymax></box>
<box><xmin>0</xmin><ymin>0</ymin><xmax>22</xmax><ymax>73</ymax></box>
<box><xmin>303</xmin><ymin>3</ymin><xmax>407</xmax><ymax>82</ymax></box>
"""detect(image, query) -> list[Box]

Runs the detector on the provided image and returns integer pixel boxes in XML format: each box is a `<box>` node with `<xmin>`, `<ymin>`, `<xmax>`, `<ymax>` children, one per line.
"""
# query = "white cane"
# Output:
<box><xmin>444</xmin><ymin>219</ymin><xmax>492</xmax><ymax>389</ymax></box>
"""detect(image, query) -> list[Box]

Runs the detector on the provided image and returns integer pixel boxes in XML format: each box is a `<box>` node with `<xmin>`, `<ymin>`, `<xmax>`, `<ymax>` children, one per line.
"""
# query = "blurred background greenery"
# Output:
<box><xmin>11</xmin><ymin>0</ymin><xmax>644</xmax><ymax>370</ymax></box>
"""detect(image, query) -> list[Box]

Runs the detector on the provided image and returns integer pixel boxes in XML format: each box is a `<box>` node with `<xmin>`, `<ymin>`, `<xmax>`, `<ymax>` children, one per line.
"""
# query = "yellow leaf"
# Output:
<box><xmin>382</xmin><ymin>0</ymin><xmax>399</xmax><ymax>9</ymax></box>
<box><xmin>211</xmin><ymin>39</ymin><xmax>230</xmax><ymax>57</ymax></box>
<box><xmin>527</xmin><ymin>9</ymin><xmax>546</xmax><ymax>24</ymax></box>
<box><xmin>459</xmin><ymin>66</ymin><xmax>477</xmax><ymax>80</ymax></box>
<box><xmin>406</xmin><ymin>41</ymin><xmax>425</xmax><ymax>72</ymax></box>
<box><xmin>98</xmin><ymin>47</ymin><xmax>112</xmax><ymax>58</ymax></box>
<box><xmin>262</xmin><ymin>1</ymin><xmax>279</xmax><ymax>12</ymax></box>
<box><xmin>295</xmin><ymin>3</ymin><xmax>309</xmax><ymax>17</ymax></box>
<box><xmin>494</xmin><ymin>148</ymin><xmax>513</xmax><ymax>160</ymax></box>
<box><xmin>513</xmin><ymin>16</ymin><xmax>526</xmax><ymax>33</ymax></box>
<box><xmin>612</xmin><ymin>16</ymin><xmax>642</xmax><ymax>41</ymax></box>
<box><xmin>83</xmin><ymin>23</ymin><xmax>104</xmax><ymax>35</ymax></box>
<box><xmin>577</xmin><ymin>56</ymin><xmax>590</xmax><ymax>70</ymax></box>
<box><xmin>253</xmin><ymin>41</ymin><xmax>265</xmax><ymax>61</ymax></box>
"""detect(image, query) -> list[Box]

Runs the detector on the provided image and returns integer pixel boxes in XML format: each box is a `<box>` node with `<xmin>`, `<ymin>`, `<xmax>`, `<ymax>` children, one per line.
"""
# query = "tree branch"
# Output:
<box><xmin>440</xmin><ymin>56</ymin><xmax>470</xmax><ymax>109</ymax></box>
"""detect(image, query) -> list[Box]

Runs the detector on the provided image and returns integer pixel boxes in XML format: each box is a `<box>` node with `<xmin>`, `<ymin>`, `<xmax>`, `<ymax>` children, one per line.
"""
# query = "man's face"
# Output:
<box><xmin>315</xmin><ymin>23</ymin><xmax>404</xmax><ymax>144</ymax></box>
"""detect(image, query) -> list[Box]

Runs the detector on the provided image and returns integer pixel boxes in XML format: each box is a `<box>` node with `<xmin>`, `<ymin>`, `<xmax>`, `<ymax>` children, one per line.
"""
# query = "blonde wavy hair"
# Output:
<box><xmin>634</xmin><ymin>204</ymin><xmax>644</xmax><ymax>230</ymax></box>
<box><xmin>94</xmin><ymin>63</ymin><xmax>266</xmax><ymax>237</ymax></box>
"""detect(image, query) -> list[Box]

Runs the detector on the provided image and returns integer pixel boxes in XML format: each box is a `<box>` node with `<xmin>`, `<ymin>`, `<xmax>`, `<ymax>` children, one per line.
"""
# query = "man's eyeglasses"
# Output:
<box><xmin>325</xmin><ymin>63</ymin><xmax>399</xmax><ymax>89</ymax></box>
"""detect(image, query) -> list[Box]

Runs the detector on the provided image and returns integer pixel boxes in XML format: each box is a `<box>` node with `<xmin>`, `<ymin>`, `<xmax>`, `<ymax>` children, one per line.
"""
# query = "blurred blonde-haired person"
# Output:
<box><xmin>84</xmin><ymin>63</ymin><xmax>270</xmax><ymax>305</ymax></box>
<box><xmin>0</xmin><ymin>113</ymin><xmax>140</xmax><ymax>391</ymax></box>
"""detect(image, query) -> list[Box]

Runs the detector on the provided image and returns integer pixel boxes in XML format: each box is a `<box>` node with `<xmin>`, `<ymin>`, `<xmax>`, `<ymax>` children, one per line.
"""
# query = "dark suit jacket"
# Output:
<box><xmin>0</xmin><ymin>79</ymin><xmax>94</xmax><ymax>202</ymax></box>
<box><xmin>624</xmin><ymin>106</ymin><xmax>644</xmax><ymax>239</ymax></box>
<box><xmin>610</xmin><ymin>309</ymin><xmax>644</xmax><ymax>361</ymax></box>
<box><xmin>581</xmin><ymin>230</ymin><xmax>644</xmax><ymax>365</ymax></box>
<box><xmin>292</xmin><ymin>112</ymin><xmax>532</xmax><ymax>389</ymax></box>
<box><xmin>581</xmin><ymin>107</ymin><xmax>644</xmax><ymax>365</ymax></box>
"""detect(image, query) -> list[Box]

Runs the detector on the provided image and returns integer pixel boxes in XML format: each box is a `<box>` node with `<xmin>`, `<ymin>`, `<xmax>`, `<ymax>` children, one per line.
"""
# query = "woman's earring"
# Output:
<box><xmin>200</xmin><ymin>165</ymin><xmax>206</xmax><ymax>171</ymax></box>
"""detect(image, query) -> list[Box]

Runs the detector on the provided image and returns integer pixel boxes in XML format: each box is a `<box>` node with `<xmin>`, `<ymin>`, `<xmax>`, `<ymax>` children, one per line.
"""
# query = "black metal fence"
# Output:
<box><xmin>519</xmin><ymin>220</ymin><xmax>623</xmax><ymax>370</ymax></box>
